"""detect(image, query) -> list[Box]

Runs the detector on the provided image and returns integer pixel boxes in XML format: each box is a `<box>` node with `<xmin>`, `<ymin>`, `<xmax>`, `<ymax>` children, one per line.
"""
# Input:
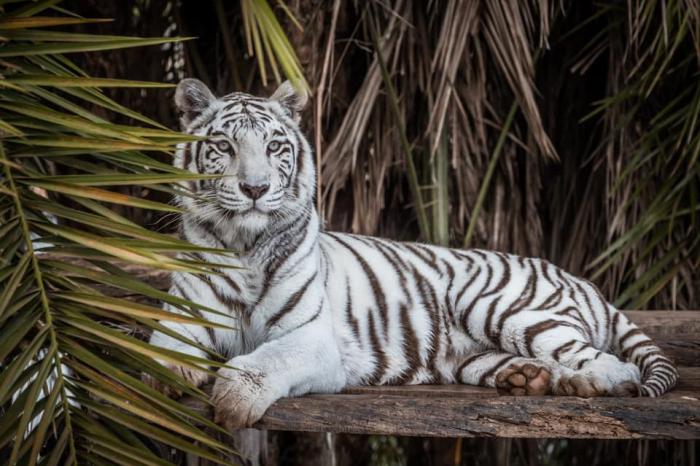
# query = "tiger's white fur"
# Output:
<box><xmin>147</xmin><ymin>79</ymin><xmax>678</xmax><ymax>430</ymax></box>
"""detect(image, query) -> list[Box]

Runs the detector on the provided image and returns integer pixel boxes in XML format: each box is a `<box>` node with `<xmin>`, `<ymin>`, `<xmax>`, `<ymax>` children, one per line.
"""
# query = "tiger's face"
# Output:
<box><xmin>174</xmin><ymin>79</ymin><xmax>313</xmax><ymax>238</ymax></box>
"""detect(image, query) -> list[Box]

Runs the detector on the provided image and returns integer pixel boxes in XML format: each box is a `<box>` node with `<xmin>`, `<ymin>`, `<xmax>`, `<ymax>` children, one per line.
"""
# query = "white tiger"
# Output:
<box><xmin>146</xmin><ymin>78</ymin><xmax>678</xmax><ymax>430</ymax></box>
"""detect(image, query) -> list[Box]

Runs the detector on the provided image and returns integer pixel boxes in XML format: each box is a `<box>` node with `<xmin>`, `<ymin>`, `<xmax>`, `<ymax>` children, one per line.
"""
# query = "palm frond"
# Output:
<box><xmin>238</xmin><ymin>0</ymin><xmax>307</xmax><ymax>91</ymax></box>
<box><xmin>0</xmin><ymin>2</ymin><xmax>235</xmax><ymax>464</ymax></box>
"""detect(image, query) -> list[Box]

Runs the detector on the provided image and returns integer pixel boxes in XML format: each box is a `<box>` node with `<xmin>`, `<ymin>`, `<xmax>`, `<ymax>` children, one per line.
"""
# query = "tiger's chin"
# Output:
<box><xmin>228</xmin><ymin>208</ymin><xmax>274</xmax><ymax>236</ymax></box>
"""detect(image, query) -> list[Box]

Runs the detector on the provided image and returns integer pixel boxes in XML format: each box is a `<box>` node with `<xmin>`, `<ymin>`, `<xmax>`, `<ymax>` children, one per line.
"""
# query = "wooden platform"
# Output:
<box><xmin>254</xmin><ymin>311</ymin><xmax>700</xmax><ymax>439</ymax></box>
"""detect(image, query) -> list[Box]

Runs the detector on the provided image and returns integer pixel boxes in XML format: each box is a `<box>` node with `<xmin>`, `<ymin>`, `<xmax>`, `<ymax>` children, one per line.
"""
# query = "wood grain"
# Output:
<box><xmin>255</xmin><ymin>367</ymin><xmax>700</xmax><ymax>439</ymax></box>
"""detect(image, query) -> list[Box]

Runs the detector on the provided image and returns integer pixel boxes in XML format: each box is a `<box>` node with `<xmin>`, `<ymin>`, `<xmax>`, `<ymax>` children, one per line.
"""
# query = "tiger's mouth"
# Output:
<box><xmin>215</xmin><ymin>191</ymin><xmax>285</xmax><ymax>216</ymax></box>
<box><xmin>240</xmin><ymin>206</ymin><xmax>269</xmax><ymax>215</ymax></box>
<box><xmin>217</xmin><ymin>202</ymin><xmax>276</xmax><ymax>216</ymax></box>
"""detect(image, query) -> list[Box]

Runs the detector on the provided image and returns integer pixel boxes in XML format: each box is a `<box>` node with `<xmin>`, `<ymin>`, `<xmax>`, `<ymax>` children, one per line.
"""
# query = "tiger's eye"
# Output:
<box><xmin>215</xmin><ymin>140</ymin><xmax>232</xmax><ymax>152</ymax></box>
<box><xmin>267</xmin><ymin>141</ymin><xmax>281</xmax><ymax>153</ymax></box>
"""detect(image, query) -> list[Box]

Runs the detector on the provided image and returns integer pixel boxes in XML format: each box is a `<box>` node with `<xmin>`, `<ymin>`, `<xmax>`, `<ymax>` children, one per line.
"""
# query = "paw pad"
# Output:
<box><xmin>496</xmin><ymin>362</ymin><xmax>552</xmax><ymax>396</ymax></box>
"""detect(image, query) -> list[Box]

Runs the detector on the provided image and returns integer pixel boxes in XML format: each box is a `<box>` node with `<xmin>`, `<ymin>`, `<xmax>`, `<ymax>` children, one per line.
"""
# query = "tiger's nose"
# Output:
<box><xmin>239</xmin><ymin>182</ymin><xmax>270</xmax><ymax>200</ymax></box>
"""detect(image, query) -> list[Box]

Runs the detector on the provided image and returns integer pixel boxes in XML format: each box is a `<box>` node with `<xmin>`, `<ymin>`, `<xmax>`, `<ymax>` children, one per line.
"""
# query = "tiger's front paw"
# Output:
<box><xmin>143</xmin><ymin>364</ymin><xmax>209</xmax><ymax>399</ymax></box>
<box><xmin>211</xmin><ymin>366</ymin><xmax>277</xmax><ymax>430</ymax></box>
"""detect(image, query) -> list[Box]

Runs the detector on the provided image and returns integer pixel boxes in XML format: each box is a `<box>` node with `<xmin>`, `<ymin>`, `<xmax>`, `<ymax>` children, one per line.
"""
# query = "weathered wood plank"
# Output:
<box><xmin>257</xmin><ymin>393</ymin><xmax>700</xmax><ymax>439</ymax></box>
<box><xmin>623</xmin><ymin>311</ymin><xmax>700</xmax><ymax>337</ymax></box>
<box><xmin>255</xmin><ymin>367</ymin><xmax>700</xmax><ymax>439</ymax></box>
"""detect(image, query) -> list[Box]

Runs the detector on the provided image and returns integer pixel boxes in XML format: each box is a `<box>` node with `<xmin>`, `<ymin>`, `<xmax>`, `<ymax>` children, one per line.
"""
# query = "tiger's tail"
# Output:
<box><xmin>610</xmin><ymin>306</ymin><xmax>678</xmax><ymax>397</ymax></box>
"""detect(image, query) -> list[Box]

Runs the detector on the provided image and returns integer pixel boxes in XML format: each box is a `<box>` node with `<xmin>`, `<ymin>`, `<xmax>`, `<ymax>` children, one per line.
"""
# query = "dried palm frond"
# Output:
<box><xmin>300</xmin><ymin>0</ymin><xmax>697</xmax><ymax>309</ymax></box>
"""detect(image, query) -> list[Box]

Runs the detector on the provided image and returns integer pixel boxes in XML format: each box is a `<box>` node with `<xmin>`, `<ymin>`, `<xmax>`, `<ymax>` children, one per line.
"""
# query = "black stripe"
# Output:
<box><xmin>483</xmin><ymin>296</ymin><xmax>502</xmax><ymax>345</ymax></box>
<box><xmin>216</xmin><ymin>270</ymin><xmax>242</xmax><ymax>294</ymax></box>
<box><xmin>291</xmin><ymin>132</ymin><xmax>303</xmax><ymax>193</ymax></box>
<box><xmin>285</xmin><ymin>301</ymin><xmax>324</xmax><ymax>335</ymax></box>
<box><xmin>621</xmin><ymin>339</ymin><xmax>656</xmax><ymax>359</ymax></box>
<box><xmin>394</xmin><ymin>304</ymin><xmax>422</xmax><ymax>384</ymax></box>
<box><xmin>258</xmin><ymin>211</ymin><xmax>312</xmax><ymax>303</ymax></box>
<box><xmin>366</xmin><ymin>312</ymin><xmax>388</xmax><ymax>384</ymax></box>
<box><xmin>443</xmin><ymin>260</ymin><xmax>457</xmax><ymax>326</ymax></box>
<box><xmin>478</xmin><ymin>355</ymin><xmax>516</xmax><ymax>386</ymax></box>
<box><xmin>555</xmin><ymin>306</ymin><xmax>594</xmax><ymax>339</ymax></box>
<box><xmin>574</xmin><ymin>281</ymin><xmax>600</xmax><ymax>337</ymax></box>
<box><xmin>411</xmin><ymin>265</ymin><xmax>441</xmax><ymax>382</ymax></box>
<box><xmin>523</xmin><ymin>319</ymin><xmax>582</xmax><ymax>357</ymax></box>
<box><xmin>456</xmin><ymin>352</ymin><xmax>491</xmax><ymax>379</ymax></box>
<box><xmin>447</xmin><ymin>249</ymin><xmax>474</xmax><ymax>263</ymax></box>
<box><xmin>266</xmin><ymin>272</ymin><xmax>317</xmax><ymax>329</ymax></box>
<box><xmin>618</xmin><ymin>328</ymin><xmax>643</xmax><ymax>348</ymax></box>
<box><xmin>611</xmin><ymin>310</ymin><xmax>622</xmax><ymax>349</ymax></box>
<box><xmin>328</xmin><ymin>234</ymin><xmax>390</xmax><ymax>339</ymax></box>
<box><xmin>344</xmin><ymin>278</ymin><xmax>360</xmax><ymax>339</ymax></box>
<box><xmin>403</xmin><ymin>243</ymin><xmax>442</xmax><ymax>276</ymax></box>
<box><xmin>459</xmin><ymin>263</ymin><xmax>493</xmax><ymax>339</ymax></box>
<box><xmin>539</xmin><ymin>286</ymin><xmax>564</xmax><ymax>309</ymax></box>
<box><xmin>182</xmin><ymin>143</ymin><xmax>192</xmax><ymax>169</ymax></box>
<box><xmin>491</xmin><ymin>260</ymin><xmax>539</xmax><ymax>344</ymax></box>
<box><xmin>455</xmin><ymin>267</ymin><xmax>480</xmax><ymax>306</ymax></box>
<box><xmin>480</xmin><ymin>253</ymin><xmax>511</xmax><ymax>298</ymax></box>
<box><xmin>552</xmin><ymin>339</ymin><xmax>578</xmax><ymax>361</ymax></box>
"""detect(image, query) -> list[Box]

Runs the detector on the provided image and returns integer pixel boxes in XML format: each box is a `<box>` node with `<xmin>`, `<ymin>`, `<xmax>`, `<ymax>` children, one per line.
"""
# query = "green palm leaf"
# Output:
<box><xmin>0</xmin><ymin>2</ymin><xmax>235</xmax><ymax>464</ymax></box>
<box><xmin>238</xmin><ymin>0</ymin><xmax>307</xmax><ymax>91</ymax></box>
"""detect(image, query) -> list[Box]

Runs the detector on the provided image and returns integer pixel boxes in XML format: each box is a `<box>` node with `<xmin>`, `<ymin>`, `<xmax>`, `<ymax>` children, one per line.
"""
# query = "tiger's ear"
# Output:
<box><xmin>270</xmin><ymin>80</ymin><xmax>308</xmax><ymax>122</ymax></box>
<box><xmin>175</xmin><ymin>78</ymin><xmax>216</xmax><ymax>127</ymax></box>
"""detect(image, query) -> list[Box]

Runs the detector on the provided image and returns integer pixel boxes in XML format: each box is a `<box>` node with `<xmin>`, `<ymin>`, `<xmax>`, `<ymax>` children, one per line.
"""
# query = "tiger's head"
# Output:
<box><xmin>173</xmin><ymin>78</ymin><xmax>314</xmax><ymax>239</ymax></box>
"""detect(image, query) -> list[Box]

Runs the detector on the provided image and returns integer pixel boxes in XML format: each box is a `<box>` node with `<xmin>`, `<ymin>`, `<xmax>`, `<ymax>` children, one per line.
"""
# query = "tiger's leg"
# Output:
<box><xmin>146</xmin><ymin>316</ymin><xmax>214</xmax><ymax>397</ymax></box>
<box><xmin>456</xmin><ymin>351</ymin><xmax>554</xmax><ymax>396</ymax></box>
<box><xmin>493</xmin><ymin>310</ymin><xmax>641</xmax><ymax>397</ymax></box>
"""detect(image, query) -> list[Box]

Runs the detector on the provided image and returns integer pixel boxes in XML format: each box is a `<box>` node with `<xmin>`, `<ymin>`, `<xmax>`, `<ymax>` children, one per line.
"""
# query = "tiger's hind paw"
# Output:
<box><xmin>553</xmin><ymin>374</ymin><xmax>641</xmax><ymax>397</ymax></box>
<box><xmin>496</xmin><ymin>362</ymin><xmax>552</xmax><ymax>396</ymax></box>
<box><xmin>610</xmin><ymin>381</ymin><xmax>642</xmax><ymax>397</ymax></box>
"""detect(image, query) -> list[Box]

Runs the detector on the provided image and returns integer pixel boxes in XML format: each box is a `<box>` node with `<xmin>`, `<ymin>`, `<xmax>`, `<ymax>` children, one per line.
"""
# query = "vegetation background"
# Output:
<box><xmin>71</xmin><ymin>0</ymin><xmax>699</xmax><ymax>312</ymax></box>
<box><xmin>0</xmin><ymin>0</ymin><xmax>697</xmax><ymax>465</ymax></box>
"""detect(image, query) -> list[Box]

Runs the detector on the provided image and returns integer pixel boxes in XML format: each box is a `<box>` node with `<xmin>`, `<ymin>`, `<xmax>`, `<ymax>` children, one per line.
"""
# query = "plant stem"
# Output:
<box><xmin>433</xmin><ymin>127</ymin><xmax>450</xmax><ymax>246</ymax></box>
<box><xmin>0</xmin><ymin>143</ymin><xmax>77</xmax><ymax>465</ymax></box>
<box><xmin>367</xmin><ymin>10</ymin><xmax>431</xmax><ymax>241</ymax></box>
<box><xmin>214</xmin><ymin>0</ymin><xmax>243</xmax><ymax>89</ymax></box>
<box><xmin>463</xmin><ymin>101</ymin><xmax>519</xmax><ymax>249</ymax></box>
